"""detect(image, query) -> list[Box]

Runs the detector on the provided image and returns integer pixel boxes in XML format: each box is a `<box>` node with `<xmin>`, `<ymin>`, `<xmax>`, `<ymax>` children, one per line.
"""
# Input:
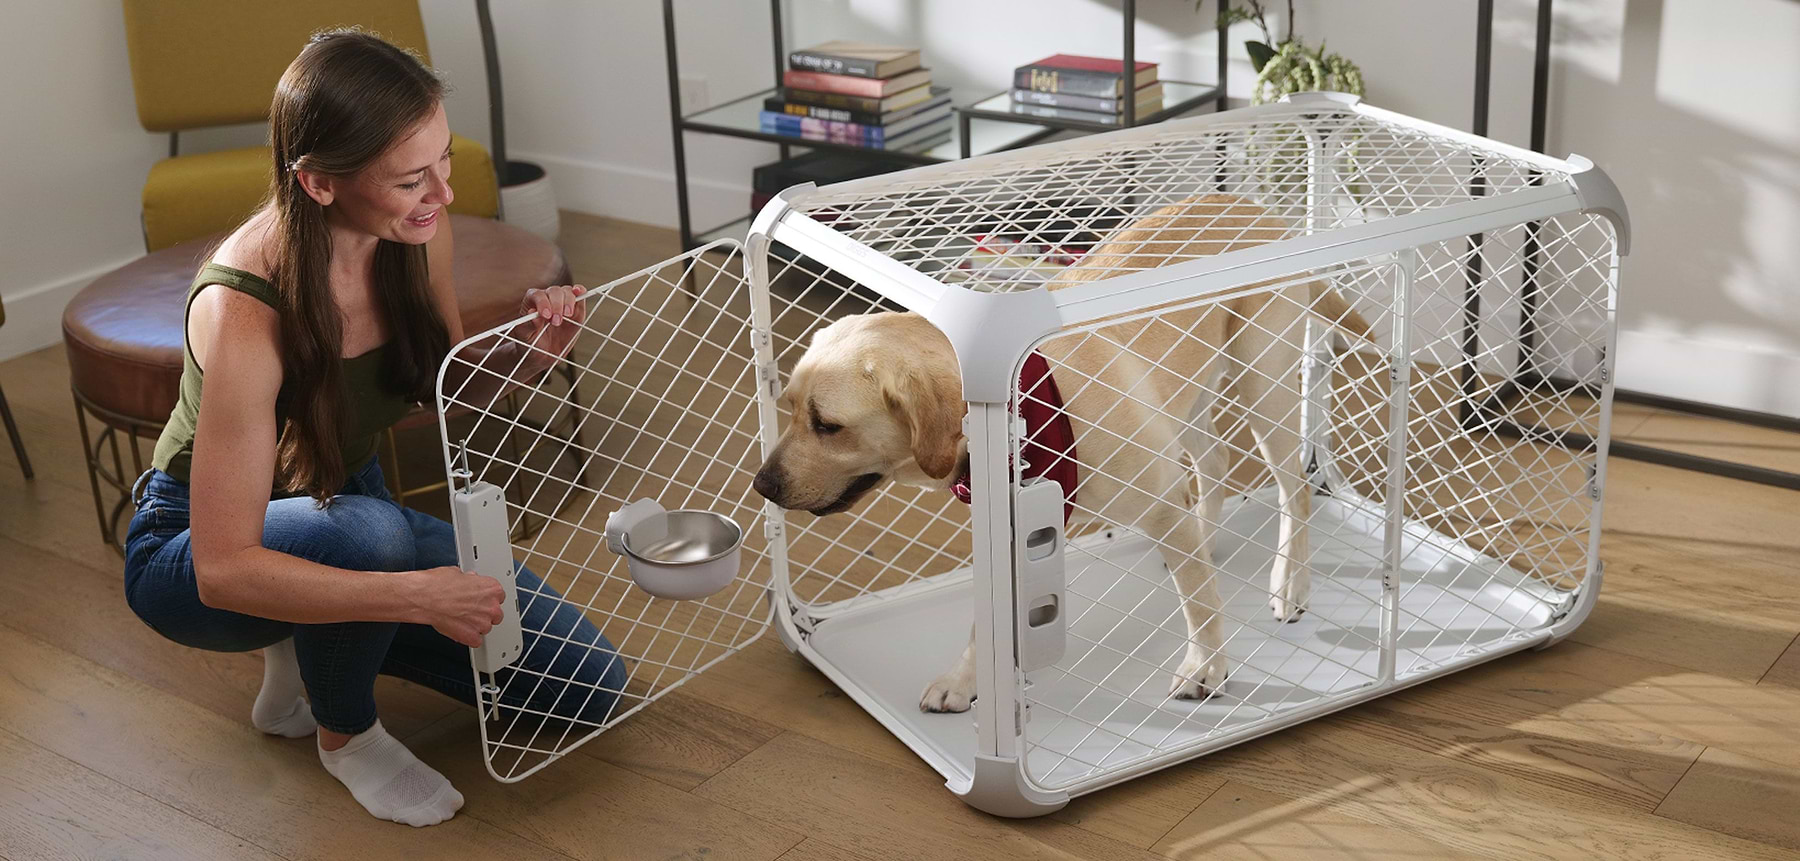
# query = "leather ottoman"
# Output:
<box><xmin>62</xmin><ymin>214</ymin><xmax>571</xmax><ymax>552</ymax></box>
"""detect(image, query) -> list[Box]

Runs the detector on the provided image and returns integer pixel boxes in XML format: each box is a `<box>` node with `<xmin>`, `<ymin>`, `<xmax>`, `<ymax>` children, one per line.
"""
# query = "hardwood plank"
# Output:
<box><xmin>776</xmin><ymin>839</ymin><xmax>883</xmax><ymax>861</ymax></box>
<box><xmin>1422</xmin><ymin>640</ymin><xmax>1800</xmax><ymax>770</ymax></box>
<box><xmin>0</xmin><ymin>727</ymin><xmax>282</xmax><ymax>861</ymax></box>
<box><xmin>1153</xmin><ymin>779</ymin><xmax>1480</xmax><ymax>861</ymax></box>
<box><xmin>1761</xmin><ymin>636</ymin><xmax>1800</xmax><ymax>690</ymax></box>
<box><xmin>1602</xmin><ymin>402</ymin><xmax>1663</xmax><ymax>438</ymax></box>
<box><xmin>406</xmin><ymin>709</ymin><xmax>804</xmax><ymax>861</ymax></box>
<box><xmin>574</xmin><ymin>687</ymin><xmax>783</xmax><ymax>791</ymax></box>
<box><xmin>0</xmin><ymin>534</ymin><xmax>459</xmax><ymax>740</ymax></box>
<box><xmin>1574</xmin><ymin>521</ymin><xmax>1800</xmax><ymax>680</ymax></box>
<box><xmin>1050</xmin><ymin>762</ymin><xmax>1226</xmax><ymax>849</ymax></box>
<box><xmin>1600</xmin><ymin>457</ymin><xmax>1800</xmax><ymax>554</ymax></box>
<box><xmin>681</xmin><ymin>636</ymin><xmax>927</xmax><ymax>771</ymax></box>
<box><xmin>0</xmin><ymin>625</ymin><xmax>574</xmax><ymax>860</ymax></box>
<box><xmin>695</xmin><ymin>731</ymin><xmax>1171</xmax><ymax>861</ymax></box>
<box><xmin>1327</xmin><ymin>693</ymin><xmax>1702</xmax><ymax>811</ymax></box>
<box><xmin>1566</xmin><ymin>595</ymin><xmax>1797</xmax><ymax>683</ymax></box>
<box><xmin>1622</xmin><ymin>411</ymin><xmax>1800</xmax><ymax>476</ymax></box>
<box><xmin>558</xmin><ymin>212</ymin><xmax>684</xmax><ymax>291</ymax></box>
<box><xmin>1655</xmin><ymin>747</ymin><xmax>1800</xmax><ymax>851</ymax></box>
<box><xmin>1198</xmin><ymin>717</ymin><xmax>1795</xmax><ymax>860</ymax></box>
<box><xmin>0</xmin><ymin>394</ymin><xmax>140</xmax><ymax>575</ymax></box>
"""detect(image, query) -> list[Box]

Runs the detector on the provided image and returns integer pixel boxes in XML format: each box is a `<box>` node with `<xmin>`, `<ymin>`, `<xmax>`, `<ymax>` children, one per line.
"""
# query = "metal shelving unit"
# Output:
<box><xmin>662</xmin><ymin>0</ymin><xmax>1230</xmax><ymax>251</ymax></box>
<box><xmin>1471</xmin><ymin>0</ymin><xmax>1800</xmax><ymax>490</ymax></box>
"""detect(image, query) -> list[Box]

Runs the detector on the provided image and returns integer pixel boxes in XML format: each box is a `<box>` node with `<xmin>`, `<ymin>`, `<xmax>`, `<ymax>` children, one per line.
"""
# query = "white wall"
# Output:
<box><xmin>476</xmin><ymin>0</ymin><xmax>1800</xmax><ymax>418</ymax></box>
<box><xmin>0</xmin><ymin>0</ymin><xmax>498</xmax><ymax>361</ymax></box>
<box><xmin>0</xmin><ymin>2</ymin><xmax>166</xmax><ymax>360</ymax></box>
<box><xmin>1550</xmin><ymin>0</ymin><xmax>1800</xmax><ymax>416</ymax></box>
<box><xmin>4</xmin><ymin>0</ymin><xmax>1798</xmax><ymax>419</ymax></box>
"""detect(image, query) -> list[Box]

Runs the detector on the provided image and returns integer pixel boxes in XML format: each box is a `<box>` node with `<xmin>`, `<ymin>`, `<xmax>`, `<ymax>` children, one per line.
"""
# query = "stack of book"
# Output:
<box><xmin>761</xmin><ymin>41</ymin><xmax>953</xmax><ymax>153</ymax></box>
<box><xmin>1009</xmin><ymin>54</ymin><xmax>1164</xmax><ymax>127</ymax></box>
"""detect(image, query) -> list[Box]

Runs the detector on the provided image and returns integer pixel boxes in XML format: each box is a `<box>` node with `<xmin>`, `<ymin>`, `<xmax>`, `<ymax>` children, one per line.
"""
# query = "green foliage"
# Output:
<box><xmin>1245</xmin><ymin>40</ymin><xmax>1278</xmax><ymax>72</ymax></box>
<box><xmin>1252</xmin><ymin>39</ymin><xmax>1364</xmax><ymax>105</ymax></box>
<box><xmin>1207</xmin><ymin>0</ymin><xmax>1366</xmax><ymax>104</ymax></box>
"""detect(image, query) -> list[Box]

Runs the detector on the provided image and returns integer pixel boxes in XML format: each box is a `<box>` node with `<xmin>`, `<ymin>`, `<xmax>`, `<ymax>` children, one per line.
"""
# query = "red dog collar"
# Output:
<box><xmin>952</xmin><ymin>351</ymin><xmax>1079</xmax><ymax>523</ymax></box>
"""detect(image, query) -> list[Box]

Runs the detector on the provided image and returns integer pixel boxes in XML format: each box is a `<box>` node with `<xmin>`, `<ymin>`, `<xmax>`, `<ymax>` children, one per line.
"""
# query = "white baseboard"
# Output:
<box><xmin>510</xmin><ymin>150</ymin><xmax>753</xmax><ymax>233</ymax></box>
<box><xmin>1616</xmin><ymin>328</ymin><xmax>1800</xmax><ymax>420</ymax></box>
<box><xmin>0</xmin><ymin>256</ymin><xmax>141</xmax><ymax>362</ymax></box>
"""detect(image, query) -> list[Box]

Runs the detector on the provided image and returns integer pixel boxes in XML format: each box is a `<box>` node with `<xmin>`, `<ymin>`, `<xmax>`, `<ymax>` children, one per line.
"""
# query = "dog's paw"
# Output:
<box><xmin>1270</xmin><ymin>595</ymin><xmax>1307</xmax><ymax>623</ymax></box>
<box><xmin>1270</xmin><ymin>566</ymin><xmax>1311</xmax><ymax>623</ymax></box>
<box><xmin>920</xmin><ymin>668</ymin><xmax>976</xmax><ymax>713</ymax></box>
<box><xmin>1169</xmin><ymin>648</ymin><xmax>1229</xmax><ymax>700</ymax></box>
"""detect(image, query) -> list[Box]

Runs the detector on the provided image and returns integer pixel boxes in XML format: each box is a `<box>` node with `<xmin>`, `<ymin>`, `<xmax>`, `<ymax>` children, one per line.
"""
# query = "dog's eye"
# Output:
<box><xmin>813</xmin><ymin>418</ymin><xmax>843</xmax><ymax>436</ymax></box>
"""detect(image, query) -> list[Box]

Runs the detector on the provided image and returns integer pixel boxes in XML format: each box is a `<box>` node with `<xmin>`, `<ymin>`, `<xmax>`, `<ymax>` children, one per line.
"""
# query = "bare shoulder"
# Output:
<box><xmin>190</xmin><ymin>208</ymin><xmax>281</xmax><ymax>373</ymax></box>
<box><xmin>209</xmin><ymin>207</ymin><xmax>280</xmax><ymax>283</ymax></box>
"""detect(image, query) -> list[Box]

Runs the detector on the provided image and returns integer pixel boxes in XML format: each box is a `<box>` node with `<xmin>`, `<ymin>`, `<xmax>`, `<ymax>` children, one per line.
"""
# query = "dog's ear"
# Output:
<box><xmin>883</xmin><ymin>364</ymin><xmax>963</xmax><ymax>480</ymax></box>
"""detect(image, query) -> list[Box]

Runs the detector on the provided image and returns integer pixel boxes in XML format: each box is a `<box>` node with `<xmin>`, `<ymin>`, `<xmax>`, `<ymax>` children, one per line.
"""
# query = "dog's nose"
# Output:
<box><xmin>752</xmin><ymin>468</ymin><xmax>783</xmax><ymax>503</ymax></box>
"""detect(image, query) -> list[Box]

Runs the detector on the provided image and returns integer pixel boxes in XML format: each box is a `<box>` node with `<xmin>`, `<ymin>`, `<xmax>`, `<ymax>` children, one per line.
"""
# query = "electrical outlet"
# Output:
<box><xmin>679</xmin><ymin>75</ymin><xmax>709</xmax><ymax>115</ymax></box>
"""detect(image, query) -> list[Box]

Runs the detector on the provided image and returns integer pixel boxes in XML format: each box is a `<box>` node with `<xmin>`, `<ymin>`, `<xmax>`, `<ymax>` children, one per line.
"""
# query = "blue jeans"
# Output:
<box><xmin>123</xmin><ymin>457</ymin><xmax>629</xmax><ymax>735</ymax></box>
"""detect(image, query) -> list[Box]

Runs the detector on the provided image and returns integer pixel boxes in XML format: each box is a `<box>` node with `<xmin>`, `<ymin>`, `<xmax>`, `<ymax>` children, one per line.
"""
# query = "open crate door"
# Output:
<box><xmin>435</xmin><ymin>240</ymin><xmax>776</xmax><ymax>782</ymax></box>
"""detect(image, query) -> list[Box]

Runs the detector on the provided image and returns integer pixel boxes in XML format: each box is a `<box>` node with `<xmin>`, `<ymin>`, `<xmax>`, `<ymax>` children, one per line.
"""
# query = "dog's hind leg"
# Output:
<box><xmin>1178</xmin><ymin>384</ymin><xmax>1228</xmax><ymax>565</ymax></box>
<box><xmin>1234</xmin><ymin>359</ymin><xmax>1312</xmax><ymax>622</ymax></box>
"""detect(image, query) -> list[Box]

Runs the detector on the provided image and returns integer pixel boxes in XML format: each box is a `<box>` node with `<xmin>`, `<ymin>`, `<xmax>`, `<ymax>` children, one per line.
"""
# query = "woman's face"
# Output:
<box><xmin>322</xmin><ymin>102</ymin><xmax>456</xmax><ymax>245</ymax></box>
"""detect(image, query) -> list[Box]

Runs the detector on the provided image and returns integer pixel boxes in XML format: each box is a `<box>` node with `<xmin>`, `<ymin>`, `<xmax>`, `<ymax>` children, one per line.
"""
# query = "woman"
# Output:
<box><xmin>123</xmin><ymin>30</ymin><xmax>626</xmax><ymax>827</ymax></box>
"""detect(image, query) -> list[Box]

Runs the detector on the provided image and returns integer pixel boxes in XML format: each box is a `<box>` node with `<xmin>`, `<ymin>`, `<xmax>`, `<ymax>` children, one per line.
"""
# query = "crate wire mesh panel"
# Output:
<box><xmin>436</xmin><ymin>244</ymin><xmax>777</xmax><ymax>782</ymax></box>
<box><xmin>436</xmin><ymin>93</ymin><xmax>1624</xmax><ymax>812</ymax></box>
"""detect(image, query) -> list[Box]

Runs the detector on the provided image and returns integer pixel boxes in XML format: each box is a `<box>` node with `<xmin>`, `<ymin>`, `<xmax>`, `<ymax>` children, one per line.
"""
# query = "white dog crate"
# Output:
<box><xmin>437</xmin><ymin>93</ymin><xmax>1625</xmax><ymax>814</ymax></box>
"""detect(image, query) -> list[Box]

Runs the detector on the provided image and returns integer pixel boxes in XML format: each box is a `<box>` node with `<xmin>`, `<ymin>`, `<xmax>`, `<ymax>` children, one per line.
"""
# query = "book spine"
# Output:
<box><xmin>1013</xmin><ymin>66</ymin><xmax>1121</xmax><ymax>98</ymax></box>
<box><xmin>783</xmin><ymin>70</ymin><xmax>884</xmax><ymax>97</ymax></box>
<box><xmin>1007</xmin><ymin>102</ymin><xmax>1122</xmax><ymax>126</ymax></box>
<box><xmin>788</xmin><ymin>50</ymin><xmax>880</xmax><ymax>78</ymax></box>
<box><xmin>760</xmin><ymin>112</ymin><xmax>890</xmax><ymax>144</ymax></box>
<box><xmin>782</xmin><ymin>88</ymin><xmax>883</xmax><ymax>113</ymax></box>
<box><xmin>763</xmin><ymin>98</ymin><xmax>880</xmax><ymax>125</ymax></box>
<box><xmin>1010</xmin><ymin>89</ymin><xmax>1121</xmax><ymax>113</ymax></box>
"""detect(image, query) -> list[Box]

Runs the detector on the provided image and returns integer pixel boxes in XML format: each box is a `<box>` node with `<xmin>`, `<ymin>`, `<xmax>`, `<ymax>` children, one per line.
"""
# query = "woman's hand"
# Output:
<box><xmin>517</xmin><ymin>284</ymin><xmax>588</xmax><ymax>368</ymax></box>
<box><xmin>415</xmin><ymin>565</ymin><xmax>506</xmax><ymax>648</ymax></box>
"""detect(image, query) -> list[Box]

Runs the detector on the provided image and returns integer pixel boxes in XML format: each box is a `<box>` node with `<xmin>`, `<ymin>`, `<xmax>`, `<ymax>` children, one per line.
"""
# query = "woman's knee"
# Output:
<box><xmin>516</xmin><ymin>579</ymin><xmax>630</xmax><ymax>723</ymax></box>
<box><xmin>536</xmin><ymin>641</ymin><xmax>629</xmax><ymax>725</ymax></box>
<box><xmin>263</xmin><ymin>494</ymin><xmax>416</xmax><ymax>572</ymax></box>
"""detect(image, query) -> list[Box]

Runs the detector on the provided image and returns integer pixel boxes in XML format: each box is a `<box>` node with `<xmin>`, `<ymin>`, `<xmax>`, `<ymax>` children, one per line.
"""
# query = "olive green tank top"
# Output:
<box><xmin>150</xmin><ymin>262</ymin><xmax>417</xmax><ymax>489</ymax></box>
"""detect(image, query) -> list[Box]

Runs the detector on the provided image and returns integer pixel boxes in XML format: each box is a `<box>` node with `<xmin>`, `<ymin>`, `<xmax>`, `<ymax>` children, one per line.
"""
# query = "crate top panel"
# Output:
<box><xmin>765</xmin><ymin>97</ymin><xmax>1600</xmax><ymax>297</ymax></box>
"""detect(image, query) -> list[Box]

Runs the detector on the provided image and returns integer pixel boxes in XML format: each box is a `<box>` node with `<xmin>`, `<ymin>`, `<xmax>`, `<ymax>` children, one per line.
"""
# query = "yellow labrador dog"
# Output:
<box><xmin>753</xmin><ymin>195</ymin><xmax>1371</xmax><ymax>713</ymax></box>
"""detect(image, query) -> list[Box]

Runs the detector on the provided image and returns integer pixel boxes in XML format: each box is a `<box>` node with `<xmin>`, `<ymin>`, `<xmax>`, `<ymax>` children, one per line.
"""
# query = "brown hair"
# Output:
<box><xmin>266</xmin><ymin>29</ymin><xmax>451</xmax><ymax>501</ymax></box>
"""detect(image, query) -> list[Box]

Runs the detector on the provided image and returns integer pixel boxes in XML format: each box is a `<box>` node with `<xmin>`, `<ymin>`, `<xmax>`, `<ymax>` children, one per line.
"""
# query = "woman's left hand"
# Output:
<box><xmin>518</xmin><ymin>284</ymin><xmax>588</xmax><ymax>366</ymax></box>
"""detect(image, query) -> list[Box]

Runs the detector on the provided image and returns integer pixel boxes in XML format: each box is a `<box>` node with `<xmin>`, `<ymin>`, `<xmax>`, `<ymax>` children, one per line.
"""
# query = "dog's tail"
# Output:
<box><xmin>1309</xmin><ymin>284</ymin><xmax>1376</xmax><ymax>343</ymax></box>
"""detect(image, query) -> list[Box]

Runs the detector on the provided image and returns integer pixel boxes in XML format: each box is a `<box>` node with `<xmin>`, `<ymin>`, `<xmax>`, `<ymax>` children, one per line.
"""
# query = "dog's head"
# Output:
<box><xmin>752</xmin><ymin>313</ymin><xmax>964</xmax><ymax>516</ymax></box>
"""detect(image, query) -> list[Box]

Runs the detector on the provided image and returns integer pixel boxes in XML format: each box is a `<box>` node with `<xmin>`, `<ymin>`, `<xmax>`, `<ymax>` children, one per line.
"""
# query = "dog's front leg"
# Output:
<box><xmin>920</xmin><ymin>625</ymin><xmax>977</xmax><ymax>713</ymax></box>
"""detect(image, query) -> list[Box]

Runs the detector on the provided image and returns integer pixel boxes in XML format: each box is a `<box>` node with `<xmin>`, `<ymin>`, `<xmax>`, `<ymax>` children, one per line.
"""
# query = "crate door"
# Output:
<box><xmin>436</xmin><ymin>240</ymin><xmax>776</xmax><ymax>782</ymax></box>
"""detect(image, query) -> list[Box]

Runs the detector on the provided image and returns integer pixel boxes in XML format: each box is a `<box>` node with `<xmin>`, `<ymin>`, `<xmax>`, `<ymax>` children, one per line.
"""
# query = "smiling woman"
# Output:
<box><xmin>119</xmin><ymin>29</ymin><xmax>625</xmax><ymax>829</ymax></box>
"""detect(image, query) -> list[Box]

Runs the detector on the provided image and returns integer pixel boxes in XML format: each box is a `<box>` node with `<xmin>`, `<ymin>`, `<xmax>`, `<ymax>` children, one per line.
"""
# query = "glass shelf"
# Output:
<box><xmin>681</xmin><ymin>88</ymin><xmax>1053</xmax><ymax>164</ymax></box>
<box><xmin>957</xmin><ymin>80</ymin><xmax>1223</xmax><ymax>134</ymax></box>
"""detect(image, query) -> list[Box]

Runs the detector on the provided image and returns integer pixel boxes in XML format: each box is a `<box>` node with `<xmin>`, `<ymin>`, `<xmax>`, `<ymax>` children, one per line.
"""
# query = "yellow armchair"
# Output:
<box><xmin>122</xmin><ymin>0</ymin><xmax>499</xmax><ymax>251</ymax></box>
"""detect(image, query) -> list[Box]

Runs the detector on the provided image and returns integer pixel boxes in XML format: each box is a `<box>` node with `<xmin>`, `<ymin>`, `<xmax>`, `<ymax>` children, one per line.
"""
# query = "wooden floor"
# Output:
<box><xmin>3</xmin><ymin>212</ymin><xmax>1799</xmax><ymax>859</ymax></box>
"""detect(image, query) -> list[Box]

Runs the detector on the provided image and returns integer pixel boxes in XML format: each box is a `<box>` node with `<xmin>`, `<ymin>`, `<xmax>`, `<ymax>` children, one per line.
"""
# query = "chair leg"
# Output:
<box><xmin>383</xmin><ymin>427</ymin><xmax>404</xmax><ymax>500</ymax></box>
<box><xmin>72</xmin><ymin>393</ymin><xmax>113</xmax><ymax>549</ymax></box>
<box><xmin>0</xmin><ymin>382</ymin><xmax>29</xmax><ymax>480</ymax></box>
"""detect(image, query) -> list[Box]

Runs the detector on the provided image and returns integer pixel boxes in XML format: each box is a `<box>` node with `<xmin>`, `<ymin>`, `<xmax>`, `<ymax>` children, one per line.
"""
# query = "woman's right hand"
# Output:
<box><xmin>416</xmin><ymin>566</ymin><xmax>506</xmax><ymax>648</ymax></box>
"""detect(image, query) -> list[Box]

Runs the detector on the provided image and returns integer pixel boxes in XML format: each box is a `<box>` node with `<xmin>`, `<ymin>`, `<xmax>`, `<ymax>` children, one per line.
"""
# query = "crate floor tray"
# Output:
<box><xmin>805</xmin><ymin>488</ymin><xmax>1566</xmax><ymax>792</ymax></box>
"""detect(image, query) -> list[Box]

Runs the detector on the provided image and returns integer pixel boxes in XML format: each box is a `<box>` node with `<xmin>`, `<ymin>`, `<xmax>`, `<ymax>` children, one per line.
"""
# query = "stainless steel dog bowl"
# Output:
<box><xmin>605</xmin><ymin>499</ymin><xmax>743</xmax><ymax>600</ymax></box>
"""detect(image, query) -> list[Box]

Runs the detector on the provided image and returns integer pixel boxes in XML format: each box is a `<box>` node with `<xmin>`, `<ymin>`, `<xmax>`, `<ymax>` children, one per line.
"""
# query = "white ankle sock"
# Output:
<box><xmin>318</xmin><ymin>721</ymin><xmax>464</xmax><ymax>827</ymax></box>
<box><xmin>252</xmin><ymin>638</ymin><xmax>317</xmax><ymax>738</ymax></box>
